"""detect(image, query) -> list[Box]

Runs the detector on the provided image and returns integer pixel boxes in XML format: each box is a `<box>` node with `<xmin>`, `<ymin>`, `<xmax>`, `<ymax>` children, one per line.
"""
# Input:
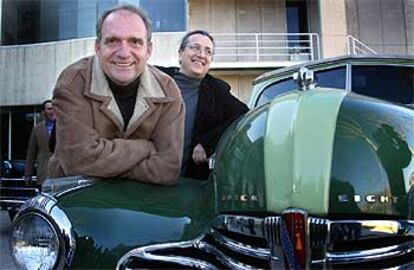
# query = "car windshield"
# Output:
<box><xmin>352</xmin><ymin>65</ymin><xmax>414</xmax><ymax>105</ymax></box>
<box><xmin>255</xmin><ymin>66</ymin><xmax>346</xmax><ymax>107</ymax></box>
<box><xmin>256</xmin><ymin>77</ymin><xmax>297</xmax><ymax>107</ymax></box>
<box><xmin>255</xmin><ymin>63</ymin><xmax>413</xmax><ymax>107</ymax></box>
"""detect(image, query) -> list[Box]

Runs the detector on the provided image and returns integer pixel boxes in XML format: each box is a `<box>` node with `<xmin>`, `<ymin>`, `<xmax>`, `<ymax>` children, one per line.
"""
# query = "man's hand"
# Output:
<box><xmin>192</xmin><ymin>143</ymin><xmax>208</xmax><ymax>165</ymax></box>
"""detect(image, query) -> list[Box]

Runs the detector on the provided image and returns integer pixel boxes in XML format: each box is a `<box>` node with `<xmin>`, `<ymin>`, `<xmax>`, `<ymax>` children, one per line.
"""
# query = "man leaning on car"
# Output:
<box><xmin>157</xmin><ymin>30</ymin><xmax>249</xmax><ymax>180</ymax></box>
<box><xmin>48</xmin><ymin>4</ymin><xmax>185</xmax><ymax>185</ymax></box>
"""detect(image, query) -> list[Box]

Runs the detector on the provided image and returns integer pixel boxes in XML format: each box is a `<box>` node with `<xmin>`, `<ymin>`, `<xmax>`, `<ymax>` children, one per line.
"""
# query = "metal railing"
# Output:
<box><xmin>211</xmin><ymin>33</ymin><xmax>321</xmax><ymax>64</ymax></box>
<box><xmin>347</xmin><ymin>35</ymin><xmax>377</xmax><ymax>55</ymax></box>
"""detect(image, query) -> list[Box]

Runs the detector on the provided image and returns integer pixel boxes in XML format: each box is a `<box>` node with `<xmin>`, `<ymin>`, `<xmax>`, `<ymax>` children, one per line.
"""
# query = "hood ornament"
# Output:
<box><xmin>293</xmin><ymin>67</ymin><xmax>316</xmax><ymax>91</ymax></box>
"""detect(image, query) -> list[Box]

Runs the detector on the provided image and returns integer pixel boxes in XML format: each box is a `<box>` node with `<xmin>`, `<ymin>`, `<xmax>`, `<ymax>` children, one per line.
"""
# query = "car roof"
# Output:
<box><xmin>254</xmin><ymin>54</ymin><xmax>414</xmax><ymax>85</ymax></box>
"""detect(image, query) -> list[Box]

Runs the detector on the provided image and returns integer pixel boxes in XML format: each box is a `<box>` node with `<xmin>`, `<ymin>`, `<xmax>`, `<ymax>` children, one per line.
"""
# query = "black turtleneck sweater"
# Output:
<box><xmin>107</xmin><ymin>76</ymin><xmax>140</xmax><ymax>131</ymax></box>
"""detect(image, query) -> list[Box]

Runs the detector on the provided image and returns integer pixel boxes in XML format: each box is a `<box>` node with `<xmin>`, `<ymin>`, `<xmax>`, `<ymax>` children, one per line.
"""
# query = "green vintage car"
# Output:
<box><xmin>10</xmin><ymin>55</ymin><xmax>414</xmax><ymax>269</ymax></box>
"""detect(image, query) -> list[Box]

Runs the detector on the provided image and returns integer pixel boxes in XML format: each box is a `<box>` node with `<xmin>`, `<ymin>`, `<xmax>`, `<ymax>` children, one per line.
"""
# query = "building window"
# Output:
<box><xmin>286</xmin><ymin>0</ymin><xmax>309</xmax><ymax>49</ymax></box>
<box><xmin>1</xmin><ymin>0</ymin><xmax>41</xmax><ymax>45</ymax></box>
<box><xmin>2</xmin><ymin>0</ymin><xmax>187</xmax><ymax>45</ymax></box>
<box><xmin>140</xmin><ymin>0</ymin><xmax>187</xmax><ymax>32</ymax></box>
<box><xmin>0</xmin><ymin>106</ymin><xmax>40</xmax><ymax>161</ymax></box>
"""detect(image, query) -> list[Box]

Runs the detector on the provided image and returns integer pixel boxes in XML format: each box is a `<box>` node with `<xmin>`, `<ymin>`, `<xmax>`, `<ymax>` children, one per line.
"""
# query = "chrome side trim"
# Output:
<box><xmin>346</xmin><ymin>62</ymin><xmax>352</xmax><ymax>90</ymax></box>
<box><xmin>13</xmin><ymin>193</ymin><xmax>76</xmax><ymax>269</ymax></box>
<box><xmin>329</xmin><ymin>220</ymin><xmax>414</xmax><ymax>241</ymax></box>
<box><xmin>18</xmin><ymin>192</ymin><xmax>57</xmax><ymax>214</ymax></box>
<box><xmin>308</xmin><ymin>216</ymin><xmax>329</xmax><ymax>269</ymax></box>
<box><xmin>0</xmin><ymin>186</ymin><xmax>38</xmax><ymax>191</ymax></box>
<box><xmin>211</xmin><ymin>228</ymin><xmax>270</xmax><ymax>259</ymax></box>
<box><xmin>116</xmin><ymin>234</ymin><xmax>267</xmax><ymax>270</ymax></box>
<box><xmin>0</xmin><ymin>199</ymin><xmax>27</xmax><ymax>204</ymax></box>
<box><xmin>116</xmin><ymin>237</ymin><xmax>219</xmax><ymax>270</ymax></box>
<box><xmin>213</xmin><ymin>214</ymin><xmax>266</xmax><ymax>238</ymax></box>
<box><xmin>263</xmin><ymin>216</ymin><xmax>285</xmax><ymax>268</ymax></box>
<box><xmin>54</xmin><ymin>180</ymin><xmax>95</xmax><ymax>198</ymax></box>
<box><xmin>264</xmin><ymin>216</ymin><xmax>281</xmax><ymax>245</ymax></box>
<box><xmin>384</xmin><ymin>261</ymin><xmax>414</xmax><ymax>270</ymax></box>
<box><xmin>117</xmin><ymin>214</ymin><xmax>414</xmax><ymax>269</ymax></box>
<box><xmin>308</xmin><ymin>217</ymin><xmax>330</xmax><ymax>247</ymax></box>
<box><xmin>327</xmin><ymin>240</ymin><xmax>414</xmax><ymax>264</ymax></box>
<box><xmin>42</xmin><ymin>175</ymin><xmax>96</xmax><ymax>198</ymax></box>
<box><xmin>197</xmin><ymin>241</ymin><xmax>265</xmax><ymax>270</ymax></box>
<box><xmin>214</xmin><ymin>215</ymin><xmax>414</xmax><ymax>240</ymax></box>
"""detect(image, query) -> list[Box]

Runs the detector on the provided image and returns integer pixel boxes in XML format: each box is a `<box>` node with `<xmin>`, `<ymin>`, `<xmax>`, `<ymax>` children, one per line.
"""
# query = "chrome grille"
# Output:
<box><xmin>0</xmin><ymin>177</ymin><xmax>39</xmax><ymax>210</ymax></box>
<box><xmin>117</xmin><ymin>213</ymin><xmax>414</xmax><ymax>270</ymax></box>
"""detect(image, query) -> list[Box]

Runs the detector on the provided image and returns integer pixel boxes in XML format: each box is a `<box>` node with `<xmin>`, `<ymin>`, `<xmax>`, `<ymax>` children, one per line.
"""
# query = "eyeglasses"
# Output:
<box><xmin>186</xmin><ymin>43</ymin><xmax>213</xmax><ymax>58</ymax></box>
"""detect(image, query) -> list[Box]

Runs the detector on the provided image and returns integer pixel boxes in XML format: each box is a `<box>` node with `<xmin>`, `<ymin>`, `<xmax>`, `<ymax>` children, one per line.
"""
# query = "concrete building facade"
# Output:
<box><xmin>0</xmin><ymin>0</ymin><xmax>412</xmax><ymax>160</ymax></box>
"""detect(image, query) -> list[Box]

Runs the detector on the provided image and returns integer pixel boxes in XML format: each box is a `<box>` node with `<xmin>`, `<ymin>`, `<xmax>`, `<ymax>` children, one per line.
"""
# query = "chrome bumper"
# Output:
<box><xmin>117</xmin><ymin>211</ymin><xmax>414</xmax><ymax>270</ymax></box>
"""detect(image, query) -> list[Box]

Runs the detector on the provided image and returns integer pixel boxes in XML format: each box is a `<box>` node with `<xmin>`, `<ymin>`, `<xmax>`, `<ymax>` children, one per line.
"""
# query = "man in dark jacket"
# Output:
<box><xmin>158</xmin><ymin>30</ymin><xmax>249</xmax><ymax>180</ymax></box>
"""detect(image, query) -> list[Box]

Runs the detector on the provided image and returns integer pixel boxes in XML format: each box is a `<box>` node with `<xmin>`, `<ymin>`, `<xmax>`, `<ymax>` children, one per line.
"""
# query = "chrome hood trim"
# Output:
<box><xmin>42</xmin><ymin>175</ymin><xmax>97</xmax><ymax>197</ymax></box>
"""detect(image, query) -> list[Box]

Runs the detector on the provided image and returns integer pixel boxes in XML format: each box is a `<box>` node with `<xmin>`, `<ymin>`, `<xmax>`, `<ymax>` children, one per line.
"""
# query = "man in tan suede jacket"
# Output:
<box><xmin>48</xmin><ymin>4</ymin><xmax>184</xmax><ymax>185</ymax></box>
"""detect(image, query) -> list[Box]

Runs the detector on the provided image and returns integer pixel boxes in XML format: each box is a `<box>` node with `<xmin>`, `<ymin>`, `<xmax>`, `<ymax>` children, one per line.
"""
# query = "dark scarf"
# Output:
<box><xmin>107</xmin><ymin>76</ymin><xmax>140</xmax><ymax>130</ymax></box>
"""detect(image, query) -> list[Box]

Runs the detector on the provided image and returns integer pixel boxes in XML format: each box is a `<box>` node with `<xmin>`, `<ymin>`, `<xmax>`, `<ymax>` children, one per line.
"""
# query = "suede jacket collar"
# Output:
<box><xmin>90</xmin><ymin>56</ymin><xmax>166</xmax><ymax>131</ymax></box>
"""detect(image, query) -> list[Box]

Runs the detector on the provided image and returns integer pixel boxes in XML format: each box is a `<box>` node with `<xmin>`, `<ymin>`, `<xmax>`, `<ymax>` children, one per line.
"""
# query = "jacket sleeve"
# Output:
<box><xmin>197</xmin><ymin>91</ymin><xmax>248</xmax><ymax>157</ymax></box>
<box><xmin>120</xmin><ymin>79</ymin><xmax>185</xmax><ymax>185</ymax></box>
<box><xmin>24</xmin><ymin>128</ymin><xmax>38</xmax><ymax>176</ymax></box>
<box><xmin>50</xmin><ymin>85</ymin><xmax>157</xmax><ymax>181</ymax></box>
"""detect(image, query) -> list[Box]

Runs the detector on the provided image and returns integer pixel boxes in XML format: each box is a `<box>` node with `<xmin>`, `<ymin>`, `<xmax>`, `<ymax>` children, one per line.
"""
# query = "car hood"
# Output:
<box><xmin>214</xmin><ymin>88</ymin><xmax>414</xmax><ymax>218</ymax></box>
<box><xmin>54</xmin><ymin>177</ymin><xmax>214</xmax><ymax>268</ymax></box>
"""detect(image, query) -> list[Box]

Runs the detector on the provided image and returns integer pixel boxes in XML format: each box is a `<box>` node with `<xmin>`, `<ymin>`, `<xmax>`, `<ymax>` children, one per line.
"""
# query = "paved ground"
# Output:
<box><xmin>0</xmin><ymin>210</ymin><xmax>17</xmax><ymax>270</ymax></box>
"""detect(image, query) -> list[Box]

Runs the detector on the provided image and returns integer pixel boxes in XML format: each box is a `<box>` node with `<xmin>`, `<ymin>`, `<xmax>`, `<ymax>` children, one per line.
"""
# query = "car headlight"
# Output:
<box><xmin>11</xmin><ymin>213</ymin><xmax>59</xmax><ymax>270</ymax></box>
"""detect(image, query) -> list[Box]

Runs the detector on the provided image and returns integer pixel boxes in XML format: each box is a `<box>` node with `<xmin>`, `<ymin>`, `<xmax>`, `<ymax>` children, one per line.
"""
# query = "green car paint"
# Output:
<box><xmin>214</xmin><ymin>105</ymin><xmax>268</xmax><ymax>213</ymax></box>
<box><xmin>57</xmin><ymin>178</ymin><xmax>215</xmax><ymax>269</ymax></box>
<box><xmin>329</xmin><ymin>94</ymin><xmax>414</xmax><ymax>217</ymax></box>
<box><xmin>11</xmin><ymin>56</ymin><xmax>413</xmax><ymax>270</ymax></box>
<box><xmin>214</xmin><ymin>88</ymin><xmax>413</xmax><ymax>217</ymax></box>
<box><xmin>264</xmin><ymin>88</ymin><xmax>347</xmax><ymax>215</ymax></box>
<box><xmin>55</xmin><ymin>89</ymin><xmax>412</xmax><ymax>269</ymax></box>
<box><xmin>214</xmin><ymin>88</ymin><xmax>348</xmax><ymax>215</ymax></box>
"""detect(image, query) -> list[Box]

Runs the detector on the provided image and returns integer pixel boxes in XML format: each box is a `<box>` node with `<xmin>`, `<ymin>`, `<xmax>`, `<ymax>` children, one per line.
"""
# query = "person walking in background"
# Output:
<box><xmin>48</xmin><ymin>4</ymin><xmax>184</xmax><ymax>185</ymax></box>
<box><xmin>24</xmin><ymin>99</ymin><xmax>55</xmax><ymax>188</ymax></box>
<box><xmin>158</xmin><ymin>30</ymin><xmax>249</xmax><ymax>180</ymax></box>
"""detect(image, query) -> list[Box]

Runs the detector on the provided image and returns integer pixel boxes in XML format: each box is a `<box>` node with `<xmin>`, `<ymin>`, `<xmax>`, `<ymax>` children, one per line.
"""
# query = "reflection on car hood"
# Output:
<box><xmin>214</xmin><ymin>88</ymin><xmax>414</xmax><ymax>218</ymax></box>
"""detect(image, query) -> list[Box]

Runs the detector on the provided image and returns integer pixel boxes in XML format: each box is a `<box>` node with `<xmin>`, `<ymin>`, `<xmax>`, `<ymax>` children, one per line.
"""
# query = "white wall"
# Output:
<box><xmin>346</xmin><ymin>0</ymin><xmax>412</xmax><ymax>54</ymax></box>
<box><xmin>0</xmin><ymin>32</ymin><xmax>183</xmax><ymax>106</ymax></box>
<box><xmin>0</xmin><ymin>38</ymin><xmax>95</xmax><ymax>106</ymax></box>
<box><xmin>318</xmin><ymin>0</ymin><xmax>347</xmax><ymax>58</ymax></box>
<box><xmin>189</xmin><ymin>0</ymin><xmax>286</xmax><ymax>34</ymax></box>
